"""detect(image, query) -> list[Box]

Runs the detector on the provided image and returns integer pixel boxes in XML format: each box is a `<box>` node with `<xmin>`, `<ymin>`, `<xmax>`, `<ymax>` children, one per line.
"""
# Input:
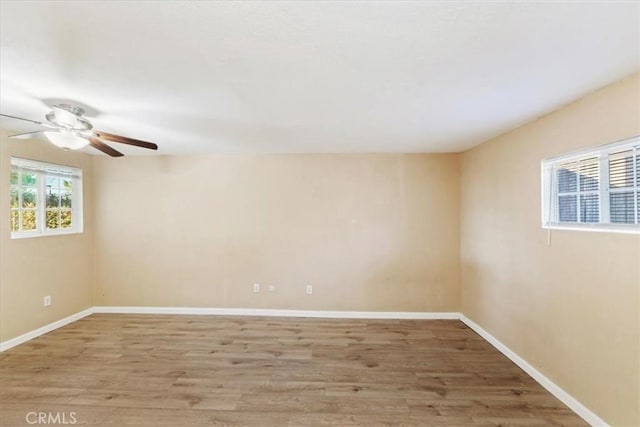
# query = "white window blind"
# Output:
<box><xmin>608</xmin><ymin>148</ymin><xmax>639</xmax><ymax>224</ymax></box>
<box><xmin>542</xmin><ymin>136</ymin><xmax>640</xmax><ymax>234</ymax></box>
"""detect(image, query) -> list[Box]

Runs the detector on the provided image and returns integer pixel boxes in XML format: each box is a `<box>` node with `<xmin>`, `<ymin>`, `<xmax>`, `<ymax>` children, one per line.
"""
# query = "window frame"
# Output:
<box><xmin>541</xmin><ymin>136</ymin><xmax>640</xmax><ymax>235</ymax></box>
<box><xmin>10</xmin><ymin>157</ymin><xmax>83</xmax><ymax>239</ymax></box>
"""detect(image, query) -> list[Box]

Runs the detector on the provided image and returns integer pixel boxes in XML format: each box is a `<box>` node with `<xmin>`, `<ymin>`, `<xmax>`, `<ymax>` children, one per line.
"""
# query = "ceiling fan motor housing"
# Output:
<box><xmin>45</xmin><ymin>104</ymin><xmax>93</xmax><ymax>131</ymax></box>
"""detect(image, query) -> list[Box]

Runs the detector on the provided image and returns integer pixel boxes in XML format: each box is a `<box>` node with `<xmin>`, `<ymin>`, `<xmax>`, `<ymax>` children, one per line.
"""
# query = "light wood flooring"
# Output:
<box><xmin>0</xmin><ymin>314</ymin><xmax>586</xmax><ymax>426</ymax></box>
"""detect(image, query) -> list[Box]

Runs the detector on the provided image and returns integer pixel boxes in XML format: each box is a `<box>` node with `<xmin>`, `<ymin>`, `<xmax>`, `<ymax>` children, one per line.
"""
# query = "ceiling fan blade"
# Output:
<box><xmin>0</xmin><ymin>113</ymin><xmax>55</xmax><ymax>128</ymax></box>
<box><xmin>9</xmin><ymin>130</ymin><xmax>46</xmax><ymax>139</ymax></box>
<box><xmin>89</xmin><ymin>137</ymin><xmax>124</xmax><ymax>157</ymax></box>
<box><xmin>94</xmin><ymin>131</ymin><xmax>158</xmax><ymax>150</ymax></box>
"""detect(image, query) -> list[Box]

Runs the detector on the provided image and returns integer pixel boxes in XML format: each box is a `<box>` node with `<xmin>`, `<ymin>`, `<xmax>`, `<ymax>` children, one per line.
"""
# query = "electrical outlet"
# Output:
<box><xmin>305</xmin><ymin>285</ymin><xmax>313</xmax><ymax>295</ymax></box>
<box><xmin>268</xmin><ymin>285</ymin><xmax>275</xmax><ymax>292</ymax></box>
<box><xmin>43</xmin><ymin>296</ymin><xmax>51</xmax><ymax>307</ymax></box>
<box><xmin>253</xmin><ymin>283</ymin><xmax>260</xmax><ymax>293</ymax></box>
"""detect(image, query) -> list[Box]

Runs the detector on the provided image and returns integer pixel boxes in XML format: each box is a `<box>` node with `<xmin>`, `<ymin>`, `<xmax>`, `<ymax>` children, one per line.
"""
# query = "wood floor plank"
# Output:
<box><xmin>0</xmin><ymin>314</ymin><xmax>586</xmax><ymax>426</ymax></box>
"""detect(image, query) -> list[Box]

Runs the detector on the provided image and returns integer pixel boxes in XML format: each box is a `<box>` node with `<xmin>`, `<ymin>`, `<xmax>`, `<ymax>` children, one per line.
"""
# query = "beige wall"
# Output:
<box><xmin>0</xmin><ymin>131</ymin><xmax>94</xmax><ymax>341</ymax></box>
<box><xmin>93</xmin><ymin>154</ymin><xmax>460</xmax><ymax>312</ymax></box>
<box><xmin>460</xmin><ymin>73</ymin><xmax>640</xmax><ymax>426</ymax></box>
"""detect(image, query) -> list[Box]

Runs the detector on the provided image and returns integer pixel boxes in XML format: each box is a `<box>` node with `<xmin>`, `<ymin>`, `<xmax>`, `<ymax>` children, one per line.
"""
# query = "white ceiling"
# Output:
<box><xmin>0</xmin><ymin>1</ymin><xmax>638</xmax><ymax>155</ymax></box>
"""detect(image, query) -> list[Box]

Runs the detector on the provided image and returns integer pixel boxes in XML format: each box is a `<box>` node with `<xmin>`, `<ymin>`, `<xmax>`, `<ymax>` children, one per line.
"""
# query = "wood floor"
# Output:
<box><xmin>0</xmin><ymin>314</ymin><xmax>585</xmax><ymax>426</ymax></box>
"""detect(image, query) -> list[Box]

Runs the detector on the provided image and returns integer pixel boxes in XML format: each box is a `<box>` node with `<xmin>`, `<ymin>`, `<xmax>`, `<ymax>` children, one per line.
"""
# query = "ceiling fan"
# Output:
<box><xmin>0</xmin><ymin>104</ymin><xmax>158</xmax><ymax>157</ymax></box>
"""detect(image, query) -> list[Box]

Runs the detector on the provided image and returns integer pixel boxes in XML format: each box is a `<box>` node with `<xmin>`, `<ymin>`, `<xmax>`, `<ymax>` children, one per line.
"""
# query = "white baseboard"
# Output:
<box><xmin>92</xmin><ymin>306</ymin><xmax>460</xmax><ymax>320</ymax></box>
<box><xmin>0</xmin><ymin>307</ymin><xmax>95</xmax><ymax>352</ymax></box>
<box><xmin>0</xmin><ymin>305</ymin><xmax>606</xmax><ymax>426</ymax></box>
<box><xmin>459</xmin><ymin>314</ymin><xmax>608</xmax><ymax>427</ymax></box>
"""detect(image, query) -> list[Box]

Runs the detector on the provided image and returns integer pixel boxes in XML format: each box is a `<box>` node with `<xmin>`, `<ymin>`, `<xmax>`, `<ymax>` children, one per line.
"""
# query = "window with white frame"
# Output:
<box><xmin>541</xmin><ymin>136</ymin><xmax>640</xmax><ymax>234</ymax></box>
<box><xmin>10</xmin><ymin>157</ymin><xmax>83</xmax><ymax>238</ymax></box>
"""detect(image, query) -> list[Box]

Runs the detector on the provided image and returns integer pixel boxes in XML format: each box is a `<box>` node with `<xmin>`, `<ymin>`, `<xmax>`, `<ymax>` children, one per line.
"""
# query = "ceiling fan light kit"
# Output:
<box><xmin>0</xmin><ymin>104</ymin><xmax>158</xmax><ymax>157</ymax></box>
<box><xmin>44</xmin><ymin>130</ymin><xmax>89</xmax><ymax>150</ymax></box>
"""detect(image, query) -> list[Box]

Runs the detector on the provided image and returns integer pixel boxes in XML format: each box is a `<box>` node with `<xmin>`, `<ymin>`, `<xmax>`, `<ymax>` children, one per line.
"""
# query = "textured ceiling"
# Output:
<box><xmin>0</xmin><ymin>1</ymin><xmax>638</xmax><ymax>155</ymax></box>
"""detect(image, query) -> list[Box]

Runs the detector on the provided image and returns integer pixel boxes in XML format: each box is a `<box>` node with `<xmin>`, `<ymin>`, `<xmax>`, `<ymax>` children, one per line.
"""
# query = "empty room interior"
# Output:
<box><xmin>0</xmin><ymin>1</ymin><xmax>638</xmax><ymax>426</ymax></box>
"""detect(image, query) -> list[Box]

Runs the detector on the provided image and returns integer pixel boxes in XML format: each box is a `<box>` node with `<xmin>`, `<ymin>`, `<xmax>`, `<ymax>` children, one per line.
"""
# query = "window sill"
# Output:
<box><xmin>11</xmin><ymin>229</ymin><xmax>83</xmax><ymax>239</ymax></box>
<box><xmin>543</xmin><ymin>223</ymin><xmax>640</xmax><ymax>235</ymax></box>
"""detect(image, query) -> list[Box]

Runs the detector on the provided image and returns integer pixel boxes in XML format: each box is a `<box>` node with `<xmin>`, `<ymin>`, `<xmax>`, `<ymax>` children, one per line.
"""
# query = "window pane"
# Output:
<box><xmin>46</xmin><ymin>209</ymin><xmax>60</xmax><ymax>229</ymax></box>
<box><xmin>543</xmin><ymin>140</ymin><xmax>639</xmax><ymax>232</ymax></box>
<box><xmin>61</xmin><ymin>178</ymin><xmax>72</xmax><ymax>189</ymax></box>
<box><xmin>22</xmin><ymin>188</ymin><xmax>37</xmax><ymax>208</ymax></box>
<box><xmin>558</xmin><ymin>195</ymin><xmax>577</xmax><ymax>222</ymax></box>
<box><xmin>21</xmin><ymin>172</ymin><xmax>37</xmax><ymax>186</ymax></box>
<box><xmin>46</xmin><ymin>176</ymin><xmax>60</xmax><ymax>188</ymax></box>
<box><xmin>580</xmin><ymin>194</ymin><xmax>599</xmax><ymax>223</ymax></box>
<box><xmin>557</xmin><ymin>162</ymin><xmax>577</xmax><ymax>193</ymax></box>
<box><xmin>61</xmin><ymin>191</ymin><xmax>72</xmax><ymax>208</ymax></box>
<box><xmin>46</xmin><ymin>190</ymin><xmax>60</xmax><ymax>208</ymax></box>
<box><xmin>579</xmin><ymin>157</ymin><xmax>599</xmax><ymax>192</ymax></box>
<box><xmin>10</xmin><ymin>188</ymin><xmax>19</xmax><ymax>208</ymax></box>
<box><xmin>610</xmin><ymin>192</ymin><xmax>635</xmax><ymax>224</ymax></box>
<box><xmin>61</xmin><ymin>210</ymin><xmax>72</xmax><ymax>228</ymax></box>
<box><xmin>10</xmin><ymin>169</ymin><xmax>18</xmax><ymax>185</ymax></box>
<box><xmin>10</xmin><ymin>210</ymin><xmax>18</xmax><ymax>232</ymax></box>
<box><xmin>609</xmin><ymin>150</ymin><xmax>634</xmax><ymax>189</ymax></box>
<box><xmin>22</xmin><ymin>209</ymin><xmax>37</xmax><ymax>231</ymax></box>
